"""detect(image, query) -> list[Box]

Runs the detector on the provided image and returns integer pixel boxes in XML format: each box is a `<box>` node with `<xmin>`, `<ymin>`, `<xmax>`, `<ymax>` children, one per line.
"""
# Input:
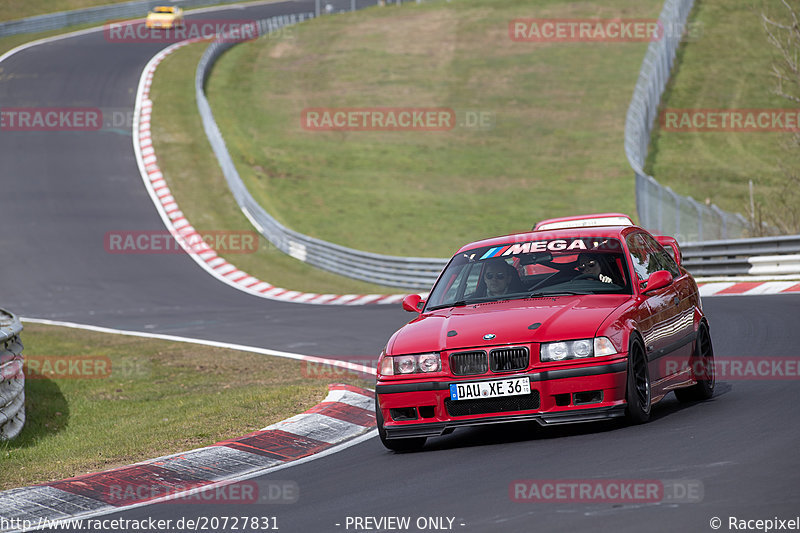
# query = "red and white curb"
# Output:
<box><xmin>133</xmin><ymin>41</ymin><xmax>405</xmax><ymax>306</ymax></box>
<box><xmin>0</xmin><ymin>384</ymin><xmax>376</xmax><ymax>530</ymax></box>
<box><xmin>697</xmin><ymin>280</ymin><xmax>800</xmax><ymax>297</ymax></box>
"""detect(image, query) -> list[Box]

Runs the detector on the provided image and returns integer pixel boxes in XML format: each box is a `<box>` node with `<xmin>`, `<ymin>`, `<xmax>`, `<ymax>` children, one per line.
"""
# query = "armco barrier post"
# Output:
<box><xmin>0</xmin><ymin>309</ymin><xmax>25</xmax><ymax>441</ymax></box>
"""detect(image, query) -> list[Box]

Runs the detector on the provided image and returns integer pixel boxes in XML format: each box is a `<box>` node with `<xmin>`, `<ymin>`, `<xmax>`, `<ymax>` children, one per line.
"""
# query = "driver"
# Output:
<box><xmin>483</xmin><ymin>258</ymin><xmax>519</xmax><ymax>297</ymax></box>
<box><xmin>577</xmin><ymin>253</ymin><xmax>613</xmax><ymax>283</ymax></box>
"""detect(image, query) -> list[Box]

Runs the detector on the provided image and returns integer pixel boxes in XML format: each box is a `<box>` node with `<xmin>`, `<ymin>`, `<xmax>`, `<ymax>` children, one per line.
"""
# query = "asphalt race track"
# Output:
<box><xmin>0</xmin><ymin>0</ymin><xmax>409</xmax><ymax>357</ymax></box>
<box><xmin>2</xmin><ymin>1</ymin><xmax>799</xmax><ymax>532</ymax></box>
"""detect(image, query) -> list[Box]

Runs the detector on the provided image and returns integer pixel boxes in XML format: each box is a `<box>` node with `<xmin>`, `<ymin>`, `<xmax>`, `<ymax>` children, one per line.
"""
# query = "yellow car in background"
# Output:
<box><xmin>145</xmin><ymin>6</ymin><xmax>185</xmax><ymax>29</ymax></box>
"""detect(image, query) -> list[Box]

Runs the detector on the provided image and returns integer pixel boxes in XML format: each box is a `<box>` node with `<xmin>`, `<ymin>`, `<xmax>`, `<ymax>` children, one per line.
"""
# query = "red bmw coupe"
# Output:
<box><xmin>375</xmin><ymin>214</ymin><xmax>714</xmax><ymax>451</ymax></box>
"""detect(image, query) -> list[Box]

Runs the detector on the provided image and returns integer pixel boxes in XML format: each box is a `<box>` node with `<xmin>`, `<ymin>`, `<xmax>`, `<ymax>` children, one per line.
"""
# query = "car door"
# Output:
<box><xmin>641</xmin><ymin>233</ymin><xmax>697</xmax><ymax>384</ymax></box>
<box><xmin>626</xmin><ymin>232</ymin><xmax>685</xmax><ymax>401</ymax></box>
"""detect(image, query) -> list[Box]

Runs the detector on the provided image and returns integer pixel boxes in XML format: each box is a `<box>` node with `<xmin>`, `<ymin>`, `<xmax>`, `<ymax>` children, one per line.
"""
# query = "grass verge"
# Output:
<box><xmin>1</xmin><ymin>1</ymin><xmax>139</xmax><ymax>22</ymax></box>
<box><xmin>644</xmin><ymin>0</ymin><xmax>800</xmax><ymax>233</ymax></box>
<box><xmin>204</xmin><ymin>0</ymin><xmax>664</xmax><ymax>258</ymax></box>
<box><xmin>0</xmin><ymin>323</ymin><xmax>374</xmax><ymax>491</ymax></box>
<box><xmin>149</xmin><ymin>42</ymin><xmax>405</xmax><ymax>294</ymax></box>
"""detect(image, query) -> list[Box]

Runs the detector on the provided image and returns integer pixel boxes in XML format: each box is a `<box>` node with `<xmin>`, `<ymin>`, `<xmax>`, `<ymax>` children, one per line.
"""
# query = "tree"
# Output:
<box><xmin>761</xmin><ymin>1</ymin><xmax>800</xmax><ymax>233</ymax></box>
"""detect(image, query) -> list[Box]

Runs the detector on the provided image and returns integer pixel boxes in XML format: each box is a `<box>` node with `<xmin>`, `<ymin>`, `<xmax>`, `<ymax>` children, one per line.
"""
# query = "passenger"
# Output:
<box><xmin>577</xmin><ymin>253</ymin><xmax>614</xmax><ymax>284</ymax></box>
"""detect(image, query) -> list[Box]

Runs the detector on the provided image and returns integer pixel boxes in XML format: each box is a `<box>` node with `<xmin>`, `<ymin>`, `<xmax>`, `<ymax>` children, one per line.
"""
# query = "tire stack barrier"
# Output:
<box><xmin>0</xmin><ymin>310</ymin><xmax>24</xmax><ymax>441</ymax></box>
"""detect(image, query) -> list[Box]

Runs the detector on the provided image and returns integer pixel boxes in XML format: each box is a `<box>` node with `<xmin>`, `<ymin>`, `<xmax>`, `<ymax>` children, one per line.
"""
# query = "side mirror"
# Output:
<box><xmin>402</xmin><ymin>294</ymin><xmax>425</xmax><ymax>313</ymax></box>
<box><xmin>642</xmin><ymin>270</ymin><xmax>673</xmax><ymax>293</ymax></box>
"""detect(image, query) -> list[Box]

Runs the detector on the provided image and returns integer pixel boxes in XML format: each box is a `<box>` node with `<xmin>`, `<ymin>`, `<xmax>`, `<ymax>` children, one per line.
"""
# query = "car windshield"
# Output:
<box><xmin>154</xmin><ymin>7</ymin><xmax>175</xmax><ymax>13</ymax></box>
<box><xmin>425</xmin><ymin>236</ymin><xmax>631</xmax><ymax>311</ymax></box>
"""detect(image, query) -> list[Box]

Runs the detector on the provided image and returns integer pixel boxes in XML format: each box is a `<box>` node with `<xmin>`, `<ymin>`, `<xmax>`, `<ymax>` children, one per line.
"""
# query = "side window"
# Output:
<box><xmin>640</xmin><ymin>234</ymin><xmax>680</xmax><ymax>277</ymax></box>
<box><xmin>626</xmin><ymin>234</ymin><xmax>651</xmax><ymax>281</ymax></box>
<box><xmin>465</xmin><ymin>264</ymin><xmax>482</xmax><ymax>296</ymax></box>
<box><xmin>441</xmin><ymin>264</ymin><xmax>473</xmax><ymax>302</ymax></box>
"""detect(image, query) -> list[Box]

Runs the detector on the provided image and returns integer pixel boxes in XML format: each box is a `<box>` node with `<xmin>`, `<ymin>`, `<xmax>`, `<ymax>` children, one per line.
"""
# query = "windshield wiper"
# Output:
<box><xmin>427</xmin><ymin>300</ymin><xmax>471</xmax><ymax>311</ymax></box>
<box><xmin>528</xmin><ymin>291</ymin><xmax>588</xmax><ymax>298</ymax></box>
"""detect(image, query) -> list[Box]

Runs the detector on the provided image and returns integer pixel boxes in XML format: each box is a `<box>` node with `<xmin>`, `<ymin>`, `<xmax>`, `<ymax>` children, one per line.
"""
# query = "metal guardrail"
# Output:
<box><xmin>681</xmin><ymin>235</ymin><xmax>800</xmax><ymax>277</ymax></box>
<box><xmin>624</xmin><ymin>0</ymin><xmax>752</xmax><ymax>243</ymax></box>
<box><xmin>195</xmin><ymin>13</ymin><xmax>448</xmax><ymax>290</ymax></box>
<box><xmin>190</xmin><ymin>0</ymin><xmax>798</xmax><ymax>288</ymax></box>
<box><xmin>0</xmin><ymin>0</ymin><xmax>272</xmax><ymax>38</ymax></box>
<box><xmin>749</xmin><ymin>255</ymin><xmax>800</xmax><ymax>276</ymax></box>
<box><xmin>0</xmin><ymin>310</ymin><xmax>24</xmax><ymax>441</ymax></box>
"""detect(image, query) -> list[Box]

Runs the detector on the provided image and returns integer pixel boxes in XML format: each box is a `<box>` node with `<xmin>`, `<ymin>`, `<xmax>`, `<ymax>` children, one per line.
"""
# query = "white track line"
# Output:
<box><xmin>21</xmin><ymin>317</ymin><xmax>378</xmax><ymax>376</ymax></box>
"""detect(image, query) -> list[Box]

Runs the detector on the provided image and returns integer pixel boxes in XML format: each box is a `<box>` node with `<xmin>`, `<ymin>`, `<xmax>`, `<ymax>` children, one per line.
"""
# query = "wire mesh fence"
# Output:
<box><xmin>624</xmin><ymin>0</ymin><xmax>753</xmax><ymax>243</ymax></box>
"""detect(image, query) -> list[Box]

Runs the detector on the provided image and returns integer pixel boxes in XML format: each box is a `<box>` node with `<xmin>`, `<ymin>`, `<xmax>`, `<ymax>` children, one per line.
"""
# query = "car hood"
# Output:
<box><xmin>388</xmin><ymin>295</ymin><xmax>628</xmax><ymax>354</ymax></box>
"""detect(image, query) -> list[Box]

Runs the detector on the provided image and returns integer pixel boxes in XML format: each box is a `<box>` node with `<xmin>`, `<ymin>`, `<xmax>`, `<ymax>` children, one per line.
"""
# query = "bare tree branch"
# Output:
<box><xmin>762</xmin><ymin>0</ymin><xmax>800</xmax><ymax>104</ymax></box>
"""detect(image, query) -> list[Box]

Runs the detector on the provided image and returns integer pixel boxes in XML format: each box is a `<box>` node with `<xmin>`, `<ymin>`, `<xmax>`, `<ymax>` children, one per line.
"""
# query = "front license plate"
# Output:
<box><xmin>449</xmin><ymin>377</ymin><xmax>530</xmax><ymax>401</ymax></box>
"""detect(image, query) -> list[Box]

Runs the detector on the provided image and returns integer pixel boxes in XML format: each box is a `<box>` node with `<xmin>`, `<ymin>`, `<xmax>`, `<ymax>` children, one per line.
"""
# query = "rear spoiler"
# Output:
<box><xmin>533</xmin><ymin>213</ymin><xmax>633</xmax><ymax>231</ymax></box>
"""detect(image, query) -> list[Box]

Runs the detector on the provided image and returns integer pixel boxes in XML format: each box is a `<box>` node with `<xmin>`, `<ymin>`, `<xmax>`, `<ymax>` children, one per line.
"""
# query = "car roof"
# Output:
<box><xmin>455</xmin><ymin>225</ymin><xmax>641</xmax><ymax>254</ymax></box>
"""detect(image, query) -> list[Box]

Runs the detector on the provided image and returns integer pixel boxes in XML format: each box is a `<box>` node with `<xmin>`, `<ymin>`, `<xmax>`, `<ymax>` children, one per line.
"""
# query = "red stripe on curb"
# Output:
<box><xmin>0</xmin><ymin>385</ymin><xmax>376</xmax><ymax>520</ymax></box>
<box><xmin>50</xmin><ymin>464</ymin><xmax>210</xmax><ymax>506</ymax></box>
<box><xmin>220</xmin><ymin>429</ymin><xmax>329</xmax><ymax>460</ymax></box>
<box><xmin>717</xmin><ymin>282</ymin><xmax>762</xmax><ymax>294</ymax></box>
<box><xmin>784</xmin><ymin>283</ymin><xmax>800</xmax><ymax>292</ymax></box>
<box><xmin>307</xmin><ymin>402</ymin><xmax>375</xmax><ymax>427</ymax></box>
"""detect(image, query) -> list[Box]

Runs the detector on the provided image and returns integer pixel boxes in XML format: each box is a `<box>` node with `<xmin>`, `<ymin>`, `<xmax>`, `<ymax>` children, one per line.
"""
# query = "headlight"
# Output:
<box><xmin>543</xmin><ymin>342</ymin><xmax>569</xmax><ymax>361</ymax></box>
<box><xmin>572</xmin><ymin>339</ymin><xmax>593</xmax><ymax>358</ymax></box>
<box><xmin>417</xmin><ymin>353</ymin><xmax>441</xmax><ymax>373</ymax></box>
<box><xmin>395</xmin><ymin>355</ymin><xmax>417</xmax><ymax>374</ymax></box>
<box><xmin>378</xmin><ymin>352</ymin><xmax>441</xmax><ymax>376</ymax></box>
<box><xmin>540</xmin><ymin>337</ymin><xmax>617</xmax><ymax>362</ymax></box>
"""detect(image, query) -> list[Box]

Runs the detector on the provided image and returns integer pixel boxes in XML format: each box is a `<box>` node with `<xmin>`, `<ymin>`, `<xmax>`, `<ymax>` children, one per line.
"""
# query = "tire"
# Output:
<box><xmin>375</xmin><ymin>399</ymin><xmax>426</xmax><ymax>452</ymax></box>
<box><xmin>675</xmin><ymin>323</ymin><xmax>715</xmax><ymax>402</ymax></box>
<box><xmin>625</xmin><ymin>335</ymin><xmax>651</xmax><ymax>423</ymax></box>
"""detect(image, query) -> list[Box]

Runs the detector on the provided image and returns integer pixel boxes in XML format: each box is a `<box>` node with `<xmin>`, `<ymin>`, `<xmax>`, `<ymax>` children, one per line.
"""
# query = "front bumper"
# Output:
<box><xmin>377</xmin><ymin>359</ymin><xmax>628</xmax><ymax>439</ymax></box>
<box><xmin>145</xmin><ymin>19</ymin><xmax>178</xmax><ymax>29</ymax></box>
